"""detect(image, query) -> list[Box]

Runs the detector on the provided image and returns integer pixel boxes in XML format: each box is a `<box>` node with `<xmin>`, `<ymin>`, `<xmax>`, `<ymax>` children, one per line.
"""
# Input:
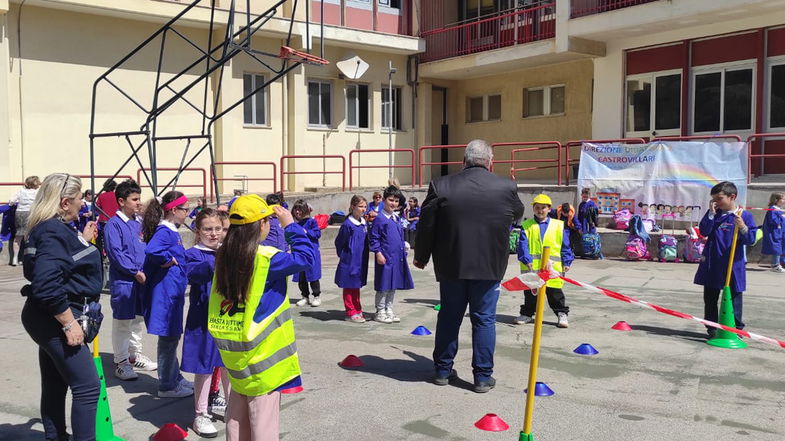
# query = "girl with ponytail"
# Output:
<box><xmin>142</xmin><ymin>191</ymin><xmax>194</xmax><ymax>398</ymax></box>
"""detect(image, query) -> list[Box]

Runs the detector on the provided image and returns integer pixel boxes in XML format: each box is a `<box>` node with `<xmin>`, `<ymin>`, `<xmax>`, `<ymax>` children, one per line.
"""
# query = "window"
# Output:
<box><xmin>625</xmin><ymin>72</ymin><xmax>680</xmax><ymax>136</ymax></box>
<box><xmin>379</xmin><ymin>0</ymin><xmax>401</xmax><ymax>8</ymax></box>
<box><xmin>346</xmin><ymin>83</ymin><xmax>370</xmax><ymax>129</ymax></box>
<box><xmin>243</xmin><ymin>73</ymin><xmax>267</xmax><ymax>126</ymax></box>
<box><xmin>768</xmin><ymin>62</ymin><xmax>785</xmax><ymax>129</ymax></box>
<box><xmin>382</xmin><ymin>86</ymin><xmax>403</xmax><ymax>130</ymax></box>
<box><xmin>466</xmin><ymin>94</ymin><xmax>501</xmax><ymax>123</ymax></box>
<box><xmin>523</xmin><ymin>85</ymin><xmax>564</xmax><ymax>118</ymax></box>
<box><xmin>692</xmin><ymin>64</ymin><xmax>754</xmax><ymax>133</ymax></box>
<box><xmin>308</xmin><ymin>80</ymin><xmax>332</xmax><ymax>127</ymax></box>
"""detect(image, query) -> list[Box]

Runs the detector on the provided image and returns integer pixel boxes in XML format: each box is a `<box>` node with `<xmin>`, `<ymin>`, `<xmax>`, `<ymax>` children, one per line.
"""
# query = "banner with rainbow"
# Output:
<box><xmin>577</xmin><ymin>141</ymin><xmax>747</xmax><ymax>221</ymax></box>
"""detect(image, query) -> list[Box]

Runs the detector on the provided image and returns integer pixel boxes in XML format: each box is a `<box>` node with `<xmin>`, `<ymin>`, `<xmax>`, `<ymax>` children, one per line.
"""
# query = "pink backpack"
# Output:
<box><xmin>683</xmin><ymin>237</ymin><xmax>705</xmax><ymax>263</ymax></box>
<box><xmin>613</xmin><ymin>209</ymin><xmax>632</xmax><ymax>230</ymax></box>
<box><xmin>623</xmin><ymin>235</ymin><xmax>650</xmax><ymax>260</ymax></box>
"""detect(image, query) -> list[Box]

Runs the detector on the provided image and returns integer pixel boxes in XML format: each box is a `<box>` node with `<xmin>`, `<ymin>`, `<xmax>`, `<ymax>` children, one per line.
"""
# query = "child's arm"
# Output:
<box><xmin>145</xmin><ymin>230</ymin><xmax>176</xmax><ymax>267</ymax></box>
<box><xmin>517</xmin><ymin>230</ymin><xmax>533</xmax><ymax>270</ymax></box>
<box><xmin>698</xmin><ymin>210</ymin><xmax>714</xmax><ymax>234</ymax></box>
<box><xmin>368</xmin><ymin>219</ymin><xmax>383</xmax><ymax>254</ymax></box>
<box><xmin>185</xmin><ymin>250</ymin><xmax>214</xmax><ymax>285</ymax></box>
<box><xmin>334</xmin><ymin>223</ymin><xmax>349</xmax><ymax>257</ymax></box>
<box><xmin>266</xmin><ymin>223</ymin><xmax>317</xmax><ymax>280</ymax></box>
<box><xmin>738</xmin><ymin>211</ymin><xmax>758</xmax><ymax>246</ymax></box>
<box><xmin>305</xmin><ymin>218</ymin><xmax>322</xmax><ymax>240</ymax></box>
<box><xmin>561</xmin><ymin>231</ymin><xmax>575</xmax><ymax>270</ymax></box>
<box><xmin>104</xmin><ymin>221</ymin><xmax>141</xmax><ymax>279</ymax></box>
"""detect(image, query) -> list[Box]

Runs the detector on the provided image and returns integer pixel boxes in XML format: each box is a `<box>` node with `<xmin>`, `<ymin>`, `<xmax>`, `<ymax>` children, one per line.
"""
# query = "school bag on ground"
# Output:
<box><xmin>623</xmin><ymin>215</ymin><xmax>650</xmax><ymax>260</ymax></box>
<box><xmin>613</xmin><ymin>209</ymin><xmax>632</xmax><ymax>230</ymax></box>
<box><xmin>683</xmin><ymin>237</ymin><xmax>705</xmax><ymax>263</ymax></box>
<box><xmin>657</xmin><ymin>214</ymin><xmax>679</xmax><ymax>262</ymax></box>
<box><xmin>582</xmin><ymin>232</ymin><xmax>603</xmax><ymax>259</ymax></box>
<box><xmin>313</xmin><ymin>213</ymin><xmax>329</xmax><ymax>230</ymax></box>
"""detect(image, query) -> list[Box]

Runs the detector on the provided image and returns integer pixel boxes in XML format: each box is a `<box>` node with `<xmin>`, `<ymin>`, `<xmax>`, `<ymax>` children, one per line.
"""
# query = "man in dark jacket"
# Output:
<box><xmin>414</xmin><ymin>139</ymin><xmax>524</xmax><ymax>393</ymax></box>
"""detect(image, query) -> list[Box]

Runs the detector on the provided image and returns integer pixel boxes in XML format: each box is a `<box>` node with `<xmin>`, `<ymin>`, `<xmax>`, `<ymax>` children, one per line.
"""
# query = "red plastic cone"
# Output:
<box><xmin>281</xmin><ymin>385</ymin><xmax>304</xmax><ymax>394</ymax></box>
<box><xmin>474</xmin><ymin>413</ymin><xmax>510</xmax><ymax>432</ymax></box>
<box><xmin>339</xmin><ymin>355</ymin><xmax>364</xmax><ymax>368</ymax></box>
<box><xmin>152</xmin><ymin>423</ymin><xmax>188</xmax><ymax>441</ymax></box>
<box><xmin>611</xmin><ymin>321</ymin><xmax>632</xmax><ymax>331</ymax></box>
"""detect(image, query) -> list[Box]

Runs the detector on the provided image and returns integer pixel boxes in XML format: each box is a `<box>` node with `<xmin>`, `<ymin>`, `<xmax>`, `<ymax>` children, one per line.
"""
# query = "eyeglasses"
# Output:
<box><xmin>175</xmin><ymin>206</ymin><xmax>189</xmax><ymax>212</ymax></box>
<box><xmin>200</xmin><ymin>227</ymin><xmax>223</xmax><ymax>233</ymax></box>
<box><xmin>60</xmin><ymin>174</ymin><xmax>71</xmax><ymax>199</ymax></box>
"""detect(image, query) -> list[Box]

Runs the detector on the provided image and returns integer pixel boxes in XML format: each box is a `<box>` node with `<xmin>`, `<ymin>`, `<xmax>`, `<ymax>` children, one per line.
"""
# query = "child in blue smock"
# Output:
<box><xmin>693</xmin><ymin>181</ymin><xmax>758</xmax><ymax>338</ymax></box>
<box><xmin>762</xmin><ymin>191</ymin><xmax>785</xmax><ymax>272</ymax></box>
<box><xmin>183</xmin><ymin>208</ymin><xmax>230</xmax><ymax>437</ymax></box>
<box><xmin>104</xmin><ymin>180</ymin><xmax>156</xmax><ymax>381</ymax></box>
<box><xmin>261</xmin><ymin>193</ymin><xmax>287</xmax><ymax>252</ymax></box>
<box><xmin>335</xmin><ymin>195</ymin><xmax>370</xmax><ymax>323</ymax></box>
<box><xmin>403</xmin><ymin>196</ymin><xmax>420</xmax><ymax>249</ymax></box>
<box><xmin>292</xmin><ymin>200</ymin><xmax>322</xmax><ymax>307</ymax></box>
<box><xmin>142</xmin><ymin>191</ymin><xmax>193</xmax><ymax>398</ymax></box>
<box><xmin>576</xmin><ymin>188</ymin><xmax>598</xmax><ymax>234</ymax></box>
<box><xmin>369</xmin><ymin>186</ymin><xmax>414</xmax><ymax>324</ymax></box>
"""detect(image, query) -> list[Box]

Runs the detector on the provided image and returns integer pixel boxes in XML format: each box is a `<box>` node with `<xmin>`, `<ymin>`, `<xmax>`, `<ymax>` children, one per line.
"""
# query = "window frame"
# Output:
<box><xmin>766</xmin><ymin>56</ymin><xmax>785</xmax><ymax>131</ymax></box>
<box><xmin>307</xmin><ymin>79</ymin><xmax>333</xmax><ymax>129</ymax></box>
<box><xmin>624</xmin><ymin>69</ymin><xmax>682</xmax><ymax>138</ymax></box>
<box><xmin>523</xmin><ymin>84</ymin><xmax>565</xmax><ymax>119</ymax></box>
<box><xmin>346</xmin><ymin>82</ymin><xmax>372</xmax><ymax>130</ymax></box>
<box><xmin>242</xmin><ymin>72</ymin><xmax>269</xmax><ymax>128</ymax></box>
<box><xmin>382</xmin><ymin>85</ymin><xmax>404</xmax><ymax>131</ymax></box>
<box><xmin>690</xmin><ymin>60</ymin><xmax>756</xmax><ymax>135</ymax></box>
<box><xmin>466</xmin><ymin>93</ymin><xmax>502</xmax><ymax>123</ymax></box>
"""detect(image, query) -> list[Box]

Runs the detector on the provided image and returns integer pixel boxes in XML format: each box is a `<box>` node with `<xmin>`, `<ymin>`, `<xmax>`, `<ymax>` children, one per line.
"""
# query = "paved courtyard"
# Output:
<box><xmin>1</xmin><ymin>251</ymin><xmax>784</xmax><ymax>440</ymax></box>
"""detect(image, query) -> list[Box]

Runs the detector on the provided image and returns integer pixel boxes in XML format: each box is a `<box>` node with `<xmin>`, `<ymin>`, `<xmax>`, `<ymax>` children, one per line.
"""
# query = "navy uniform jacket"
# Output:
<box><xmin>23</xmin><ymin>218</ymin><xmax>103</xmax><ymax>314</ymax></box>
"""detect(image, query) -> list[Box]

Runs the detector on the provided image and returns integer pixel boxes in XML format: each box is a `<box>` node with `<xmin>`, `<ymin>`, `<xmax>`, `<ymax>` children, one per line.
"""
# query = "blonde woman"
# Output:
<box><xmin>9</xmin><ymin>175</ymin><xmax>40</xmax><ymax>265</ymax></box>
<box><xmin>21</xmin><ymin>173</ymin><xmax>102</xmax><ymax>441</ymax></box>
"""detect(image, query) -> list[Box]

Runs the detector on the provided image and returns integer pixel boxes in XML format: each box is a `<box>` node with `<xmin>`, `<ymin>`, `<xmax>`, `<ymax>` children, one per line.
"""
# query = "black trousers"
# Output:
<box><xmin>520</xmin><ymin>287</ymin><xmax>569</xmax><ymax>317</ymax></box>
<box><xmin>404</xmin><ymin>229</ymin><xmax>417</xmax><ymax>249</ymax></box>
<box><xmin>298</xmin><ymin>276</ymin><xmax>321</xmax><ymax>298</ymax></box>
<box><xmin>21</xmin><ymin>302</ymin><xmax>100</xmax><ymax>441</ymax></box>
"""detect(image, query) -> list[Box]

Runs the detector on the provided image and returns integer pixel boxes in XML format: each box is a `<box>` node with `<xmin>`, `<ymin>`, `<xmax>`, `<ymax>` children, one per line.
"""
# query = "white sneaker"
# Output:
<box><xmin>386</xmin><ymin>309</ymin><xmax>400</xmax><ymax>323</ymax></box>
<box><xmin>513</xmin><ymin>315</ymin><xmax>534</xmax><ymax>325</ymax></box>
<box><xmin>296</xmin><ymin>297</ymin><xmax>310</xmax><ymax>307</ymax></box>
<box><xmin>771</xmin><ymin>266</ymin><xmax>785</xmax><ymax>273</ymax></box>
<box><xmin>114</xmin><ymin>361</ymin><xmax>138</xmax><ymax>381</ymax></box>
<box><xmin>310</xmin><ymin>297</ymin><xmax>322</xmax><ymax>307</ymax></box>
<box><xmin>130</xmin><ymin>353</ymin><xmax>157</xmax><ymax>371</ymax></box>
<box><xmin>375</xmin><ymin>311</ymin><xmax>392</xmax><ymax>324</ymax></box>
<box><xmin>345</xmin><ymin>314</ymin><xmax>366</xmax><ymax>323</ymax></box>
<box><xmin>557</xmin><ymin>312</ymin><xmax>569</xmax><ymax>328</ymax></box>
<box><xmin>158</xmin><ymin>383</ymin><xmax>193</xmax><ymax>398</ymax></box>
<box><xmin>193</xmin><ymin>414</ymin><xmax>218</xmax><ymax>438</ymax></box>
<box><xmin>179</xmin><ymin>378</ymin><xmax>194</xmax><ymax>390</ymax></box>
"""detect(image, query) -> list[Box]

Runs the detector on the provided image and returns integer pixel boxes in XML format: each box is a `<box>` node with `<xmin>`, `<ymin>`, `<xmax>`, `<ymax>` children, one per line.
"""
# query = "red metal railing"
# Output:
<box><xmin>652</xmin><ymin>135</ymin><xmax>743</xmax><ymax>142</ymax></box>
<box><xmin>209</xmin><ymin>161</ymin><xmax>277</xmax><ymax>202</ymax></box>
<box><xmin>747</xmin><ymin>133</ymin><xmax>785</xmax><ymax>183</ymax></box>
<box><xmin>491</xmin><ymin>142</ymin><xmax>562</xmax><ymax>185</ymax></box>
<box><xmin>280</xmin><ymin>155</ymin><xmax>346</xmax><ymax>192</ymax></box>
<box><xmin>348</xmin><ymin>149</ymin><xmax>416</xmax><ymax>191</ymax></box>
<box><xmin>420</xmin><ymin>3</ymin><xmax>555</xmax><ymax>63</ymax></box>
<box><xmin>570</xmin><ymin>0</ymin><xmax>660</xmax><ymax>19</ymax></box>
<box><xmin>564</xmin><ymin>138</ymin><xmax>647</xmax><ymax>185</ymax></box>
<box><xmin>418</xmin><ymin>145</ymin><xmax>468</xmax><ymax>186</ymax></box>
<box><xmin>136</xmin><ymin>168</ymin><xmax>207</xmax><ymax>200</ymax></box>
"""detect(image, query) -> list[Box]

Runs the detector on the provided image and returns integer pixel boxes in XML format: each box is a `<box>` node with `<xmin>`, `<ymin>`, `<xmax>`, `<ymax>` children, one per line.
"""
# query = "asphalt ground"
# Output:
<box><xmin>1</xmin><ymin>251</ymin><xmax>784</xmax><ymax>440</ymax></box>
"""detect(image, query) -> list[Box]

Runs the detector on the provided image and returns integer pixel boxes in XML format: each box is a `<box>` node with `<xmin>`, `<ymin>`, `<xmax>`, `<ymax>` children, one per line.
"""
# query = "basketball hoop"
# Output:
<box><xmin>278</xmin><ymin>46</ymin><xmax>329</xmax><ymax>65</ymax></box>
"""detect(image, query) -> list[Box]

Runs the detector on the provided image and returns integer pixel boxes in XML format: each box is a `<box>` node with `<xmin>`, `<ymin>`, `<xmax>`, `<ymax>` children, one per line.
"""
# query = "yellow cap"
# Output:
<box><xmin>228</xmin><ymin>194</ymin><xmax>276</xmax><ymax>225</ymax></box>
<box><xmin>532</xmin><ymin>194</ymin><xmax>552</xmax><ymax>206</ymax></box>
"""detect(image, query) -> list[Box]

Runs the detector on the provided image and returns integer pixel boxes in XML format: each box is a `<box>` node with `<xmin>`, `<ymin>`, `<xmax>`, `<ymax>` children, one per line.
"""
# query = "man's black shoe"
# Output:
<box><xmin>433</xmin><ymin>369</ymin><xmax>458</xmax><ymax>386</ymax></box>
<box><xmin>473</xmin><ymin>377</ymin><xmax>496</xmax><ymax>393</ymax></box>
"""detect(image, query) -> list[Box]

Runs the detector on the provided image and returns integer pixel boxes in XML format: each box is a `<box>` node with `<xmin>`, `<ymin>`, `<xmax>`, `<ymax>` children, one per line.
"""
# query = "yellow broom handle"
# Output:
<box><xmin>93</xmin><ymin>336</ymin><xmax>99</xmax><ymax>358</ymax></box>
<box><xmin>522</xmin><ymin>246</ymin><xmax>551</xmax><ymax>435</ymax></box>
<box><xmin>724</xmin><ymin>210</ymin><xmax>742</xmax><ymax>288</ymax></box>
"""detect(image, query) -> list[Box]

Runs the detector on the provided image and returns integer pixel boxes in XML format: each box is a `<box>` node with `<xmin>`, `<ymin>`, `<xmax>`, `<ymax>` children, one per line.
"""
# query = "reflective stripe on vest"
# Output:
<box><xmin>520</xmin><ymin>218</ymin><xmax>564</xmax><ymax>288</ymax></box>
<box><xmin>208</xmin><ymin>245</ymin><xmax>301</xmax><ymax>396</ymax></box>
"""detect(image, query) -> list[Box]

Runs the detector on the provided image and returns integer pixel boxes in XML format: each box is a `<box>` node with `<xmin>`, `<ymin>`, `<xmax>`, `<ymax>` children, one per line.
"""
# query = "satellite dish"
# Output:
<box><xmin>336</xmin><ymin>55</ymin><xmax>369</xmax><ymax>80</ymax></box>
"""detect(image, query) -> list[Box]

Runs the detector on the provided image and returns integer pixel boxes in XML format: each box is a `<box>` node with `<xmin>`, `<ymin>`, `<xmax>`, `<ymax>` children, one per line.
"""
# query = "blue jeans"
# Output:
<box><xmin>703</xmin><ymin>287</ymin><xmax>744</xmax><ymax>331</ymax></box>
<box><xmin>433</xmin><ymin>279</ymin><xmax>500</xmax><ymax>383</ymax></box>
<box><xmin>157</xmin><ymin>335</ymin><xmax>184</xmax><ymax>391</ymax></box>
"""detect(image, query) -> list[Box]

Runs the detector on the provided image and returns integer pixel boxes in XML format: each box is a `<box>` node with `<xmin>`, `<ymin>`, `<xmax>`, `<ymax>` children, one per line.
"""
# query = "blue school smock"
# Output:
<box><xmin>182</xmin><ymin>245</ymin><xmax>222</xmax><ymax>374</ymax></box>
<box><xmin>693</xmin><ymin>209</ymin><xmax>758</xmax><ymax>292</ymax></box>
<box><xmin>405</xmin><ymin>206</ymin><xmax>420</xmax><ymax>231</ymax></box>
<box><xmin>261</xmin><ymin>216</ymin><xmax>287</xmax><ymax>252</ymax></box>
<box><xmin>761</xmin><ymin>206</ymin><xmax>785</xmax><ymax>256</ymax></box>
<box><xmin>104</xmin><ymin>212</ymin><xmax>146</xmax><ymax>319</ymax></box>
<box><xmin>334</xmin><ymin>216</ymin><xmax>369</xmax><ymax>289</ymax></box>
<box><xmin>577</xmin><ymin>200</ymin><xmax>598</xmax><ymax>234</ymax></box>
<box><xmin>143</xmin><ymin>221</ymin><xmax>188</xmax><ymax>337</ymax></box>
<box><xmin>0</xmin><ymin>204</ymin><xmax>15</xmax><ymax>242</ymax></box>
<box><xmin>369</xmin><ymin>211</ymin><xmax>414</xmax><ymax>291</ymax></box>
<box><xmin>292</xmin><ymin>217</ymin><xmax>321</xmax><ymax>282</ymax></box>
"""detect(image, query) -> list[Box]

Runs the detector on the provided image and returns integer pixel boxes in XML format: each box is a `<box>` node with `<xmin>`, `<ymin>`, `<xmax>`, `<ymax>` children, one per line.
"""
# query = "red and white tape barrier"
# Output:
<box><xmin>502</xmin><ymin>271</ymin><xmax>785</xmax><ymax>349</ymax></box>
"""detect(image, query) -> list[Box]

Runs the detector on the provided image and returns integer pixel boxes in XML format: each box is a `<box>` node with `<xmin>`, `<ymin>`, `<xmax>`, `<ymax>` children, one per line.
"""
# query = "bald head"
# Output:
<box><xmin>464</xmin><ymin>139</ymin><xmax>493</xmax><ymax>169</ymax></box>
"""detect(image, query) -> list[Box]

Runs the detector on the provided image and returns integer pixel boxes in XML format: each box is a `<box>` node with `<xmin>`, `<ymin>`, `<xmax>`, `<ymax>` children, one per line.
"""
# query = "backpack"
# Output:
<box><xmin>582</xmin><ymin>232</ymin><xmax>603</xmax><ymax>259</ymax></box>
<box><xmin>328</xmin><ymin>211</ymin><xmax>346</xmax><ymax>225</ymax></box>
<box><xmin>509</xmin><ymin>228</ymin><xmax>521</xmax><ymax>254</ymax></box>
<box><xmin>658</xmin><ymin>235</ymin><xmax>679</xmax><ymax>262</ymax></box>
<box><xmin>613</xmin><ymin>209</ymin><xmax>632</xmax><ymax>230</ymax></box>
<box><xmin>313</xmin><ymin>214</ymin><xmax>329</xmax><ymax>230</ymax></box>
<box><xmin>623</xmin><ymin>235</ymin><xmax>650</xmax><ymax>260</ymax></box>
<box><xmin>683</xmin><ymin>237</ymin><xmax>705</xmax><ymax>263</ymax></box>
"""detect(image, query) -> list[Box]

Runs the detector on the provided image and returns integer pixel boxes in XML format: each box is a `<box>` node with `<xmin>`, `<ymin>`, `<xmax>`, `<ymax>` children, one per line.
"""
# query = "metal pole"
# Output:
<box><xmin>388</xmin><ymin>61</ymin><xmax>396</xmax><ymax>179</ymax></box>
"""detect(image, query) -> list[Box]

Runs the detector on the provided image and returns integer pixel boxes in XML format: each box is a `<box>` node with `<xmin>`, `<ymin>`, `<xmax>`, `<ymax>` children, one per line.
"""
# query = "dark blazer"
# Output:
<box><xmin>415</xmin><ymin>166</ymin><xmax>524</xmax><ymax>281</ymax></box>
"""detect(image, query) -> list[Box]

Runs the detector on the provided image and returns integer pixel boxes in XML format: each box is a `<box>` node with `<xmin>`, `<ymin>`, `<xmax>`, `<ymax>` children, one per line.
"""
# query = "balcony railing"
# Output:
<box><xmin>570</xmin><ymin>0</ymin><xmax>660</xmax><ymax>18</ymax></box>
<box><xmin>420</xmin><ymin>3</ymin><xmax>556</xmax><ymax>63</ymax></box>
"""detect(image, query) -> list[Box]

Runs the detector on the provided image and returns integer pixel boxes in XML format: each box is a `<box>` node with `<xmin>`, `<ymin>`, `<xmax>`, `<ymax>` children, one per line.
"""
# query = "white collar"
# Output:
<box><xmin>348</xmin><ymin>215</ymin><xmax>366</xmax><ymax>226</ymax></box>
<box><xmin>161</xmin><ymin>220</ymin><xmax>179</xmax><ymax>232</ymax></box>
<box><xmin>193</xmin><ymin>243</ymin><xmax>216</xmax><ymax>252</ymax></box>
<box><xmin>116</xmin><ymin>211</ymin><xmax>130</xmax><ymax>222</ymax></box>
<box><xmin>382</xmin><ymin>210</ymin><xmax>395</xmax><ymax>219</ymax></box>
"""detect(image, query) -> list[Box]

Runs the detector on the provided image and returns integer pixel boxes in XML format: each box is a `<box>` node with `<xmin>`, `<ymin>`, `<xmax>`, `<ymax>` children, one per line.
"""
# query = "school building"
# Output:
<box><xmin>0</xmin><ymin>0</ymin><xmax>784</xmax><ymax>200</ymax></box>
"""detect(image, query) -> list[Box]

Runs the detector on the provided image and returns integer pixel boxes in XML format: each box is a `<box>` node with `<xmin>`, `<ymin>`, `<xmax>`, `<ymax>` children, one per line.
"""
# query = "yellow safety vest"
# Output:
<box><xmin>208</xmin><ymin>245</ymin><xmax>301</xmax><ymax>396</ymax></box>
<box><xmin>520</xmin><ymin>218</ymin><xmax>564</xmax><ymax>289</ymax></box>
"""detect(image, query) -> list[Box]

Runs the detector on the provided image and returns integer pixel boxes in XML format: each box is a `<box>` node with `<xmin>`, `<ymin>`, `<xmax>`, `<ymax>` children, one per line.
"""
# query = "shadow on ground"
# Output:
<box><xmin>0</xmin><ymin>418</ymin><xmax>43</xmax><ymax>441</ymax></box>
<box><xmin>633</xmin><ymin>324</ymin><xmax>707</xmax><ymax>343</ymax></box>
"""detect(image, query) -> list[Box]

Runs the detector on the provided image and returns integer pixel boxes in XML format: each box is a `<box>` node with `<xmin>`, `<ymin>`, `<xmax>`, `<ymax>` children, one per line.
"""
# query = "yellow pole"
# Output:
<box><xmin>724</xmin><ymin>209</ymin><xmax>741</xmax><ymax>288</ymax></box>
<box><xmin>93</xmin><ymin>336</ymin><xmax>99</xmax><ymax>358</ymax></box>
<box><xmin>520</xmin><ymin>246</ymin><xmax>551</xmax><ymax>440</ymax></box>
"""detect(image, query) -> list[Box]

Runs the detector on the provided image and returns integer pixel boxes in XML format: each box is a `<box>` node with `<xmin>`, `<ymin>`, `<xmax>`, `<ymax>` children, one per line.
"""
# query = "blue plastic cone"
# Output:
<box><xmin>411</xmin><ymin>326</ymin><xmax>432</xmax><ymax>335</ymax></box>
<box><xmin>573</xmin><ymin>343</ymin><xmax>599</xmax><ymax>355</ymax></box>
<box><xmin>524</xmin><ymin>382</ymin><xmax>554</xmax><ymax>396</ymax></box>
